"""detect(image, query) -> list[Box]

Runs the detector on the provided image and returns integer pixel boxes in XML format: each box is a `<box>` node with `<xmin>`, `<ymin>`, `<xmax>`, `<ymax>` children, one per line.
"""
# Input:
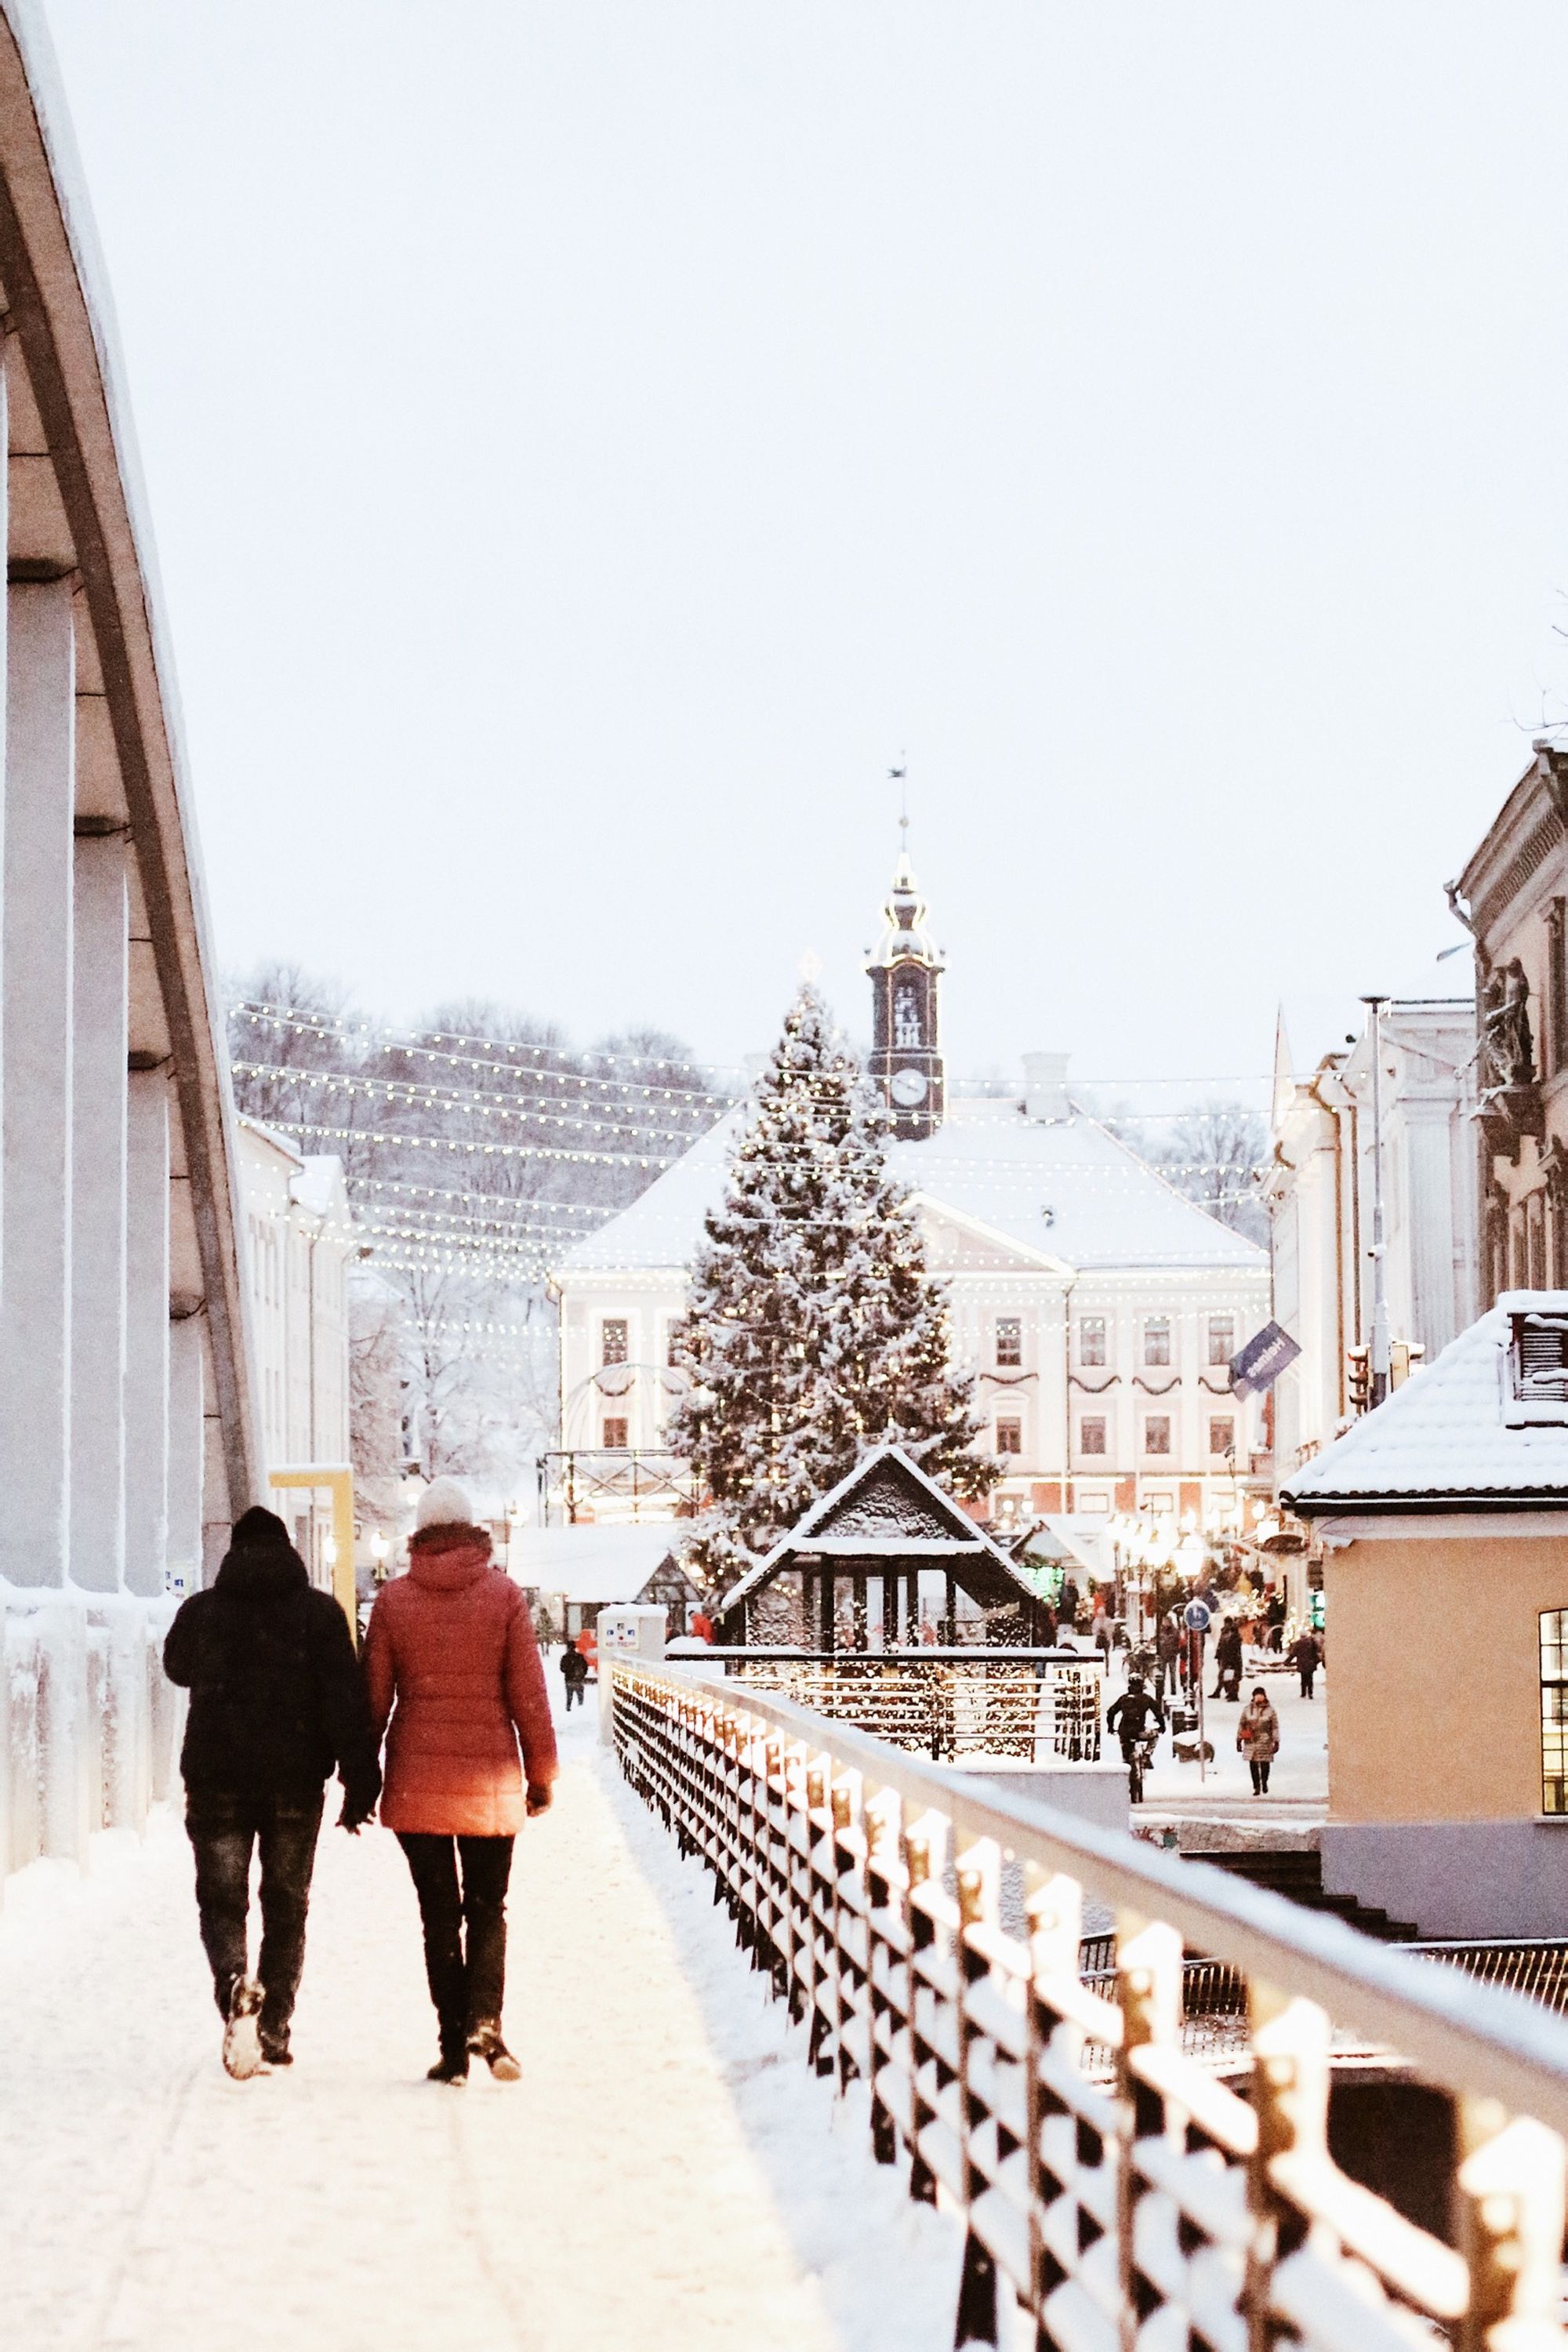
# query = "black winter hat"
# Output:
<box><xmin>229</xmin><ymin>1504</ymin><xmax>294</xmax><ymax>1552</ymax></box>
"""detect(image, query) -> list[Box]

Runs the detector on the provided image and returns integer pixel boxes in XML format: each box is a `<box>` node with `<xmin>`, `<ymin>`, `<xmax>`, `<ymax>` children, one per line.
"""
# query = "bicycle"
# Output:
<box><xmin>1125</xmin><ymin>1730</ymin><xmax>1159</xmax><ymax>1806</ymax></box>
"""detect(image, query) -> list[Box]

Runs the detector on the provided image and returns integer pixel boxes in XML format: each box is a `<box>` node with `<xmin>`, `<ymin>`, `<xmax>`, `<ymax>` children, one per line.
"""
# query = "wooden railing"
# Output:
<box><xmin>610</xmin><ymin>1658</ymin><xmax>1568</xmax><ymax>2351</ymax></box>
<box><xmin>695</xmin><ymin>1646</ymin><xmax>1103</xmax><ymax>1763</ymax></box>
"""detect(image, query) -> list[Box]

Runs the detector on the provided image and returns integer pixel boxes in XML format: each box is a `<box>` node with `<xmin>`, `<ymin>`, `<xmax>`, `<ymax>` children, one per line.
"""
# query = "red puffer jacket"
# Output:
<box><xmin>364</xmin><ymin>1526</ymin><xmax>558</xmax><ymax>1836</ymax></box>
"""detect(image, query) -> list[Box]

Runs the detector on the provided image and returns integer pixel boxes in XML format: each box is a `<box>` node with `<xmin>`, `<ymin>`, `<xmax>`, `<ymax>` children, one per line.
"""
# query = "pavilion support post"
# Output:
<box><xmin>819</xmin><ymin>1570</ymin><xmax>836</xmax><ymax>1653</ymax></box>
<box><xmin>943</xmin><ymin>1570</ymin><xmax>957</xmax><ymax>1646</ymax></box>
<box><xmin>906</xmin><ymin>1569</ymin><xmax>918</xmax><ymax>1646</ymax></box>
<box><xmin>852</xmin><ymin>1571</ymin><xmax>867</xmax><ymax>1653</ymax></box>
<box><xmin>882</xmin><ymin>1571</ymin><xmax>897</xmax><ymax>1646</ymax></box>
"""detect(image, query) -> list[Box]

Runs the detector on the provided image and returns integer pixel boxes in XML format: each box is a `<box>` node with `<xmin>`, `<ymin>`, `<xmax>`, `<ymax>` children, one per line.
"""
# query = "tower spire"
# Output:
<box><xmin>865</xmin><ymin>782</ymin><xmax>945</xmax><ymax>1141</ymax></box>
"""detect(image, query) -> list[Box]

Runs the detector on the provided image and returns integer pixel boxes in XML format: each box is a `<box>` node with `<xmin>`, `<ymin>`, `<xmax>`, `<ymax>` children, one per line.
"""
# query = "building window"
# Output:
<box><xmin>1143</xmin><ymin>1414</ymin><xmax>1171</xmax><ymax>1456</ymax></box>
<box><xmin>1143</xmin><ymin>1318</ymin><xmax>1171</xmax><ymax>1367</ymax></box>
<box><xmin>995</xmin><ymin>1316</ymin><xmax>1022</xmax><ymax>1367</ymax></box>
<box><xmin>601</xmin><ymin>1318</ymin><xmax>629</xmax><ymax>1367</ymax></box>
<box><xmin>1207</xmin><ymin>1315</ymin><xmax>1236</xmax><ymax>1368</ymax></box>
<box><xmin>1542</xmin><ymin>1609</ymin><xmax>1568</xmax><ymax>1813</ymax></box>
<box><xmin>1080</xmin><ymin>1416</ymin><xmax>1107</xmax><ymax>1456</ymax></box>
<box><xmin>602</xmin><ymin>1417</ymin><xmax>629</xmax><ymax>1448</ymax></box>
<box><xmin>1208</xmin><ymin>1416</ymin><xmax>1236</xmax><ymax>1457</ymax></box>
<box><xmin>1080</xmin><ymin>1316</ymin><xmax>1107</xmax><ymax>1367</ymax></box>
<box><xmin>996</xmin><ymin>1414</ymin><xmax>1023</xmax><ymax>1456</ymax></box>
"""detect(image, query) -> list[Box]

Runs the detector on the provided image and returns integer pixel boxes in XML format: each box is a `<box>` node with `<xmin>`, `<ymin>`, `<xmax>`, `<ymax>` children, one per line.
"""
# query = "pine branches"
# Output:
<box><xmin>670</xmin><ymin>986</ymin><xmax>992</xmax><ymax>1583</ymax></box>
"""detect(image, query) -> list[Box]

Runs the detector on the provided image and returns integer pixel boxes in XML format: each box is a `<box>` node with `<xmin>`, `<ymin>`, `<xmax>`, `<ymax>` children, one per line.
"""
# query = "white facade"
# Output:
<box><xmin>1265</xmin><ymin>995</ymin><xmax>1479</xmax><ymax>1475</ymax></box>
<box><xmin>234</xmin><ymin>1119</ymin><xmax>353</xmax><ymax>1577</ymax></box>
<box><xmin>551</xmin><ymin>1061</ymin><xmax>1271</xmax><ymax>1532</ymax></box>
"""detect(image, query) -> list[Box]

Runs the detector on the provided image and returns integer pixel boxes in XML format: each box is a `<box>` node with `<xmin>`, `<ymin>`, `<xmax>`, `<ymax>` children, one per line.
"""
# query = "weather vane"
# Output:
<box><xmin>888</xmin><ymin>756</ymin><xmax>909</xmax><ymax>853</ymax></box>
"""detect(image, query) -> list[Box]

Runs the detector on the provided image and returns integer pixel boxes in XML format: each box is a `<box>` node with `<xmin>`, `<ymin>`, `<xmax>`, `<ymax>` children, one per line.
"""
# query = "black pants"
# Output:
<box><xmin>1299</xmin><ymin>1668</ymin><xmax>1316</xmax><ymax>1697</ymax></box>
<box><xmin>564</xmin><ymin>1682</ymin><xmax>585</xmax><ymax>1710</ymax></box>
<box><xmin>1248</xmin><ymin>1759</ymin><xmax>1272</xmax><ymax>1794</ymax></box>
<box><xmin>397</xmin><ymin>1832</ymin><xmax>515</xmax><ymax>2049</ymax></box>
<box><xmin>186</xmin><ymin>1791</ymin><xmax>325</xmax><ymax>2042</ymax></box>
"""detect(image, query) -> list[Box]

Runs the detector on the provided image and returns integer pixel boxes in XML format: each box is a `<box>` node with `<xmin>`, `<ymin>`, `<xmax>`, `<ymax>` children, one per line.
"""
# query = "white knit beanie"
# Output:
<box><xmin>416</xmin><ymin>1475</ymin><xmax>477</xmax><ymax>1531</ymax></box>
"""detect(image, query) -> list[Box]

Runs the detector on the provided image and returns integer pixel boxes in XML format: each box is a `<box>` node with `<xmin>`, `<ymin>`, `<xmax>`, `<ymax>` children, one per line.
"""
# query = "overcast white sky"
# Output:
<box><xmin>37</xmin><ymin>3</ymin><xmax>1568</xmax><ymax>1094</ymax></box>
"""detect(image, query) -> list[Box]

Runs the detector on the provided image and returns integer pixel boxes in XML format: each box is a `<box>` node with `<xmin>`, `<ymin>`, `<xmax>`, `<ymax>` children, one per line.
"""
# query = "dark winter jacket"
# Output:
<box><xmin>560</xmin><ymin>1646</ymin><xmax>589</xmax><ymax>1686</ymax></box>
<box><xmin>164</xmin><ymin>1508</ymin><xmax>382</xmax><ymax>1815</ymax></box>
<box><xmin>1106</xmin><ymin>1688</ymin><xmax>1165</xmax><ymax>1746</ymax></box>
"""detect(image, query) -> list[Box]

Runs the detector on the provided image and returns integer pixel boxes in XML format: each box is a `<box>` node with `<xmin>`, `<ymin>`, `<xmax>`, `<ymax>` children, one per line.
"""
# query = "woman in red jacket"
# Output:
<box><xmin>365</xmin><ymin>1479</ymin><xmax>558</xmax><ymax>2083</ymax></box>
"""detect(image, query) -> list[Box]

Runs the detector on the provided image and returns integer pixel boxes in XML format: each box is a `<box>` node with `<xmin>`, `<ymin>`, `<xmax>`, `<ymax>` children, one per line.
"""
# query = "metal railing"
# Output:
<box><xmin>701</xmin><ymin>1646</ymin><xmax>1103</xmax><ymax>1763</ymax></box>
<box><xmin>611</xmin><ymin>1658</ymin><xmax>1568</xmax><ymax>2350</ymax></box>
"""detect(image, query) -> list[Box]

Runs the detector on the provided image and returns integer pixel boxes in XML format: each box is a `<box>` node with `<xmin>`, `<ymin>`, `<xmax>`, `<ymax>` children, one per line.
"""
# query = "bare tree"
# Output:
<box><xmin>1148</xmin><ymin>1102</ymin><xmax>1268</xmax><ymax>1243</ymax></box>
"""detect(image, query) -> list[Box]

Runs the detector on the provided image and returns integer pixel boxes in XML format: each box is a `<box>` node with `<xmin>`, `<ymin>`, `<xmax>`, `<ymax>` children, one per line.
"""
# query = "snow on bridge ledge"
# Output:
<box><xmin>0</xmin><ymin>1691</ymin><xmax>967</xmax><ymax>2352</ymax></box>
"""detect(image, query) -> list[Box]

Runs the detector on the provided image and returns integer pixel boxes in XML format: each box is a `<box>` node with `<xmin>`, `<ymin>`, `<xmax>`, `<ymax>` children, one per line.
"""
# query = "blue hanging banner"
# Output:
<box><xmin>1228</xmin><ymin>1320</ymin><xmax>1301</xmax><ymax>1399</ymax></box>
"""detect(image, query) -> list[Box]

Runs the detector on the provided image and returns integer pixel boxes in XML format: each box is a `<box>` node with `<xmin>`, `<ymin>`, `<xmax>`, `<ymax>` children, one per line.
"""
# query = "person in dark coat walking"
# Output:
<box><xmin>1210</xmin><ymin>1616</ymin><xmax>1243</xmax><ymax>1703</ymax></box>
<box><xmin>559</xmin><ymin>1644</ymin><xmax>589</xmax><ymax>1710</ymax></box>
<box><xmin>163</xmin><ymin>1506</ymin><xmax>381</xmax><ymax>2078</ymax></box>
<box><xmin>1288</xmin><ymin>1627</ymin><xmax>1321</xmax><ymax>1698</ymax></box>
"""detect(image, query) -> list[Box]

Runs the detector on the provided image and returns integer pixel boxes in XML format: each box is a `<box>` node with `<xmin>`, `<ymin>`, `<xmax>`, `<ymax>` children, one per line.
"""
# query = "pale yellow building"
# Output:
<box><xmin>1282</xmin><ymin>1291</ymin><xmax>1568</xmax><ymax>1935</ymax></box>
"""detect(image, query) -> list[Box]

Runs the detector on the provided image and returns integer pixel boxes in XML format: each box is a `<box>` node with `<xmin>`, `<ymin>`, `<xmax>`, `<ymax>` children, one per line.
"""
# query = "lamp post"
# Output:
<box><xmin>370</xmin><ymin>1528</ymin><xmax>390</xmax><ymax>1584</ymax></box>
<box><xmin>1363</xmin><ymin>994</ymin><xmax>1392</xmax><ymax>1406</ymax></box>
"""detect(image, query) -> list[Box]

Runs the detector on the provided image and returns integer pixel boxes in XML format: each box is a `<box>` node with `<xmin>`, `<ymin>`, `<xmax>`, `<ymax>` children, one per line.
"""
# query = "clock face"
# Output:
<box><xmin>890</xmin><ymin>1066</ymin><xmax>929</xmax><ymax>1107</ymax></box>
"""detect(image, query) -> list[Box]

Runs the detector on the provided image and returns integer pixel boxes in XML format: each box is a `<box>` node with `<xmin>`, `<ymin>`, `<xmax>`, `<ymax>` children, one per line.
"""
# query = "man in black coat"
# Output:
<box><xmin>164</xmin><ymin>1506</ymin><xmax>380</xmax><ymax>2076</ymax></box>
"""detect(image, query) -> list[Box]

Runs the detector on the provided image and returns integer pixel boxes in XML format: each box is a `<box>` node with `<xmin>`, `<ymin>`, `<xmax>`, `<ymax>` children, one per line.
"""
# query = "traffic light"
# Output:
<box><xmin>1346</xmin><ymin>1345</ymin><xmax>1370</xmax><ymax>1411</ymax></box>
<box><xmin>1389</xmin><ymin>1340</ymin><xmax>1425</xmax><ymax>1391</ymax></box>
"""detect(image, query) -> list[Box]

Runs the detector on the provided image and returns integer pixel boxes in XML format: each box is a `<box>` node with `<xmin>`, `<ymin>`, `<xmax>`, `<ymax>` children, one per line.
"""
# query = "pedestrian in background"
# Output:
<box><xmin>163</xmin><ymin>1507</ymin><xmax>381</xmax><ymax>2078</ymax></box>
<box><xmin>365</xmin><ymin>1478</ymin><xmax>558</xmax><ymax>2085</ymax></box>
<box><xmin>560</xmin><ymin>1644</ymin><xmax>589</xmax><ymax>1711</ymax></box>
<box><xmin>1237</xmin><ymin>1686</ymin><xmax>1280</xmax><ymax>1795</ymax></box>
<box><xmin>1211</xmin><ymin>1615</ymin><xmax>1243</xmax><ymax>1703</ymax></box>
<box><xmin>1153</xmin><ymin>1610</ymin><xmax>1181</xmax><ymax>1708</ymax></box>
<box><xmin>1288</xmin><ymin>1626</ymin><xmax>1321</xmax><ymax>1699</ymax></box>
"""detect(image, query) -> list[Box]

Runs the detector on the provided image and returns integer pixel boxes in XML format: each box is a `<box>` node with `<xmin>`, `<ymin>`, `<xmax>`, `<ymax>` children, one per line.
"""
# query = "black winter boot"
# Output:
<box><xmin>468</xmin><ymin>2020</ymin><xmax>521</xmax><ymax>2082</ymax></box>
<box><xmin>428</xmin><ymin>2017</ymin><xmax>469</xmax><ymax>2085</ymax></box>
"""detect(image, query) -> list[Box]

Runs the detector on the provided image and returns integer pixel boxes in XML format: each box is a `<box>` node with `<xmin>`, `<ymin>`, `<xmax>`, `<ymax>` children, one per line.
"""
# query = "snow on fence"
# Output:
<box><xmin>611</xmin><ymin>1658</ymin><xmax>1568</xmax><ymax>2351</ymax></box>
<box><xmin>698</xmin><ymin>1647</ymin><xmax>1102</xmax><ymax>1764</ymax></box>
<box><xmin>2</xmin><ymin>1583</ymin><xmax>179</xmax><ymax>1880</ymax></box>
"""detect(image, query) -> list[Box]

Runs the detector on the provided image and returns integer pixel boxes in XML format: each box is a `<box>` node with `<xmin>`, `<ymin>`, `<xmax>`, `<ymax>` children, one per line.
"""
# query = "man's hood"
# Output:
<box><xmin>213</xmin><ymin>1542</ymin><xmax>311</xmax><ymax>1603</ymax></box>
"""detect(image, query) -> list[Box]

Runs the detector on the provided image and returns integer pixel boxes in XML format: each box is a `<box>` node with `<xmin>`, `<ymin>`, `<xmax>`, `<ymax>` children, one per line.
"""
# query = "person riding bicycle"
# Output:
<box><xmin>1105</xmin><ymin>1673</ymin><xmax>1165</xmax><ymax>1766</ymax></box>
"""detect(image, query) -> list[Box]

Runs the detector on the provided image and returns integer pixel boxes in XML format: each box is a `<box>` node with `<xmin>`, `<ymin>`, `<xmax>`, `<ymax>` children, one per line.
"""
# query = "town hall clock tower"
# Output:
<box><xmin>866</xmin><ymin>846</ymin><xmax>946</xmax><ymax>1139</ymax></box>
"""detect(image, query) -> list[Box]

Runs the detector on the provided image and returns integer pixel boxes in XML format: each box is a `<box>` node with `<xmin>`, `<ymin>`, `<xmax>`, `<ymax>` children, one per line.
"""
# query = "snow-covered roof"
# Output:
<box><xmin>720</xmin><ymin>1444</ymin><xmax>1033</xmax><ymax>1614</ymax></box>
<box><xmin>510</xmin><ymin>1522</ymin><xmax>682</xmax><ymax>1603</ymax></box>
<box><xmin>1281</xmin><ymin>1294</ymin><xmax>1568</xmax><ymax>1513</ymax></box>
<box><xmin>557</xmin><ymin>1099</ymin><xmax>1264</xmax><ymax>1279</ymax></box>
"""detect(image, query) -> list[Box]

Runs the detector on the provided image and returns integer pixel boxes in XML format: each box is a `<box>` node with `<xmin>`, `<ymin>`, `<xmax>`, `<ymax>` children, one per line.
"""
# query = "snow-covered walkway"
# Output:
<box><xmin>0</xmin><ymin>1699</ymin><xmax>962</xmax><ymax>2352</ymax></box>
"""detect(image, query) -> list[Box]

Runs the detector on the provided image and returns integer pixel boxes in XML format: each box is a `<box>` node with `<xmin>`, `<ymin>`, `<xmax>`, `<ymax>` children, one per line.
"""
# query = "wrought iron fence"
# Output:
<box><xmin>702</xmin><ymin>1646</ymin><xmax>1103</xmax><ymax>1763</ymax></box>
<box><xmin>611</xmin><ymin>1658</ymin><xmax>1568</xmax><ymax>2351</ymax></box>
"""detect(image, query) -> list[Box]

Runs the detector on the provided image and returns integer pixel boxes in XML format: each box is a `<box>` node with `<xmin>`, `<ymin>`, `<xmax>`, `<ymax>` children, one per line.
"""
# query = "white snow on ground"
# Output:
<box><xmin>0</xmin><ymin>1681</ymin><xmax>971</xmax><ymax>2352</ymax></box>
<box><xmin>1134</xmin><ymin>1655</ymin><xmax>1330</xmax><ymax>1817</ymax></box>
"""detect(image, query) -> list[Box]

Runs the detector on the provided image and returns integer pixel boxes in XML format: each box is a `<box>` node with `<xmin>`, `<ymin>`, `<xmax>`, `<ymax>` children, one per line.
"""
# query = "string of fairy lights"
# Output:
<box><xmin>232</xmin><ymin>998</ymin><xmax>1272</xmax><ymax>1305</ymax></box>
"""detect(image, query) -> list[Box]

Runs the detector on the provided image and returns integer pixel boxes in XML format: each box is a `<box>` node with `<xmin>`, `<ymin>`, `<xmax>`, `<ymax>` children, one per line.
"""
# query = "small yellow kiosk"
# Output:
<box><xmin>267</xmin><ymin>1464</ymin><xmax>356</xmax><ymax>1628</ymax></box>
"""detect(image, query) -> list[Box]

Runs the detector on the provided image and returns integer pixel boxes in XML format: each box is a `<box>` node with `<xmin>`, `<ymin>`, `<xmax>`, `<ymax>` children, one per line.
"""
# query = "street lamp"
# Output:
<box><xmin>370</xmin><ymin>1529</ymin><xmax>390</xmax><ymax>1584</ymax></box>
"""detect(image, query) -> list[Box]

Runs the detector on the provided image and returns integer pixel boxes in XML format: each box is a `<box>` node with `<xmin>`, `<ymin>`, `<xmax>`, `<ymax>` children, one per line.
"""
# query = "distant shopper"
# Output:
<box><xmin>365</xmin><ymin>1479</ymin><xmax>559</xmax><ymax>2085</ymax></box>
<box><xmin>163</xmin><ymin>1507</ymin><xmax>381</xmax><ymax>2079</ymax></box>
<box><xmin>1153</xmin><ymin>1610</ymin><xmax>1181</xmax><ymax>1706</ymax></box>
<box><xmin>689</xmin><ymin>1610</ymin><xmax>715</xmax><ymax>1644</ymax></box>
<box><xmin>1237</xmin><ymin>1686</ymin><xmax>1280</xmax><ymax>1795</ymax></box>
<box><xmin>1264</xmin><ymin>1588</ymin><xmax>1286</xmax><ymax>1651</ymax></box>
<box><xmin>1211</xmin><ymin>1616</ymin><xmax>1243</xmax><ymax>1703</ymax></box>
<box><xmin>1058</xmin><ymin>1577</ymin><xmax>1080</xmax><ymax>1633</ymax></box>
<box><xmin>560</xmin><ymin>1645</ymin><xmax>589</xmax><ymax>1711</ymax></box>
<box><xmin>1288</xmin><ymin>1627</ymin><xmax>1321</xmax><ymax>1699</ymax></box>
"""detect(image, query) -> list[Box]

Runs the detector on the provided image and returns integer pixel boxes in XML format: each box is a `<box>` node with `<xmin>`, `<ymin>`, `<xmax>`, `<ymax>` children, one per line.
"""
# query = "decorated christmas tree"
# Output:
<box><xmin>670</xmin><ymin>985</ymin><xmax>992</xmax><ymax>1584</ymax></box>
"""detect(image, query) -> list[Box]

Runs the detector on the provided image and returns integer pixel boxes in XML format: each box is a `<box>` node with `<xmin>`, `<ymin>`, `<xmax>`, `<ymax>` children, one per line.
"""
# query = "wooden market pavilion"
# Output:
<box><xmin>718</xmin><ymin>1444</ymin><xmax>1044</xmax><ymax>1648</ymax></box>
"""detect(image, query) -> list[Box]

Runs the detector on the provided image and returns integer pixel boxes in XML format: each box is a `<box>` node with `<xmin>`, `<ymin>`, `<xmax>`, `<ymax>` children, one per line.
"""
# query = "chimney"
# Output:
<box><xmin>1022</xmin><ymin>1051</ymin><xmax>1071</xmax><ymax>1123</ymax></box>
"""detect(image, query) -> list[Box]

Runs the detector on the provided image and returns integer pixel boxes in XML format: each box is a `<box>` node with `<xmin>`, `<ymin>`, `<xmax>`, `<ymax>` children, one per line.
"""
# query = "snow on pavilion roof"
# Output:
<box><xmin>557</xmin><ymin>1099</ymin><xmax>1265</xmax><ymax>1279</ymax></box>
<box><xmin>1281</xmin><ymin>1294</ymin><xmax>1568</xmax><ymax>1513</ymax></box>
<box><xmin>720</xmin><ymin>1444</ymin><xmax>1034</xmax><ymax>1614</ymax></box>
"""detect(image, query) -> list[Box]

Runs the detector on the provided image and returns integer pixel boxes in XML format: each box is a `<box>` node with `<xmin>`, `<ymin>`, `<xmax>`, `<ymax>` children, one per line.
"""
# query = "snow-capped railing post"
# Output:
<box><xmin>608</xmin><ymin>1655</ymin><xmax>1568</xmax><ymax>2351</ymax></box>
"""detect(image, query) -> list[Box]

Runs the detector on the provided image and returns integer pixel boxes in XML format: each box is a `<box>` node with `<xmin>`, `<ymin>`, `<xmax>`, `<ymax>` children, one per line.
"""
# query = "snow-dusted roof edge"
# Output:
<box><xmin>719</xmin><ymin>1442</ymin><xmax>1022</xmax><ymax>1613</ymax></box>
